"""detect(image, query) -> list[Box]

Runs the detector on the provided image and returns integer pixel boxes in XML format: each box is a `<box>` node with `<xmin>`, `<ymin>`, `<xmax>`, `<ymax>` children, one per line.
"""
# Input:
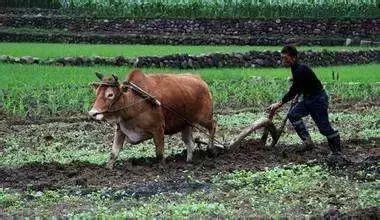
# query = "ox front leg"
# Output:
<box><xmin>181</xmin><ymin>126</ymin><xmax>194</xmax><ymax>163</ymax></box>
<box><xmin>152</xmin><ymin>125</ymin><xmax>165</xmax><ymax>165</ymax></box>
<box><xmin>200</xmin><ymin>119</ymin><xmax>217</xmax><ymax>156</ymax></box>
<box><xmin>208</xmin><ymin>119</ymin><xmax>217</xmax><ymax>153</ymax></box>
<box><xmin>106</xmin><ymin>124</ymin><xmax>126</xmax><ymax>170</ymax></box>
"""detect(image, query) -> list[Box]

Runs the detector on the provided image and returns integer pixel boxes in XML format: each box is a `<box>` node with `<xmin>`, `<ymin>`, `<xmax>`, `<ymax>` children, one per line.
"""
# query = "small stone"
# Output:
<box><xmin>345</xmin><ymin>38</ymin><xmax>352</xmax><ymax>46</ymax></box>
<box><xmin>360</xmin><ymin>40</ymin><xmax>372</xmax><ymax>46</ymax></box>
<box><xmin>313</xmin><ymin>28</ymin><xmax>321</xmax><ymax>34</ymax></box>
<box><xmin>21</xmin><ymin>56</ymin><xmax>35</xmax><ymax>64</ymax></box>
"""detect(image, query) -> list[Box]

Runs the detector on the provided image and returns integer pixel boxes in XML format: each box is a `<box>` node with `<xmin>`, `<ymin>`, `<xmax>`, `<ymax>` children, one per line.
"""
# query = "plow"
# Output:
<box><xmin>195</xmin><ymin>113</ymin><xmax>288</xmax><ymax>152</ymax></box>
<box><xmin>195</xmin><ymin>97</ymin><xmax>299</xmax><ymax>151</ymax></box>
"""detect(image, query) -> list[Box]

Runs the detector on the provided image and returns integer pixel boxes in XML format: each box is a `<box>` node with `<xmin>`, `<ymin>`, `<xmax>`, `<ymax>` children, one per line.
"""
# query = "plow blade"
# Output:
<box><xmin>228</xmin><ymin>118</ymin><xmax>278</xmax><ymax>150</ymax></box>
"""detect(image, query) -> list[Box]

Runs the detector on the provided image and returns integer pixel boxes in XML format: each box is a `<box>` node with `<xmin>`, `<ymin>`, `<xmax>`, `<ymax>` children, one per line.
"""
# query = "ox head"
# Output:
<box><xmin>88</xmin><ymin>72</ymin><xmax>123</xmax><ymax>121</ymax></box>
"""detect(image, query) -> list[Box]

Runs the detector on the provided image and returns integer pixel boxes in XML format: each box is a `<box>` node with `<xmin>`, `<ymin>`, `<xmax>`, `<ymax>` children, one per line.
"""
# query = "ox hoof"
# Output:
<box><xmin>186</xmin><ymin>160</ymin><xmax>195</xmax><ymax>166</ymax></box>
<box><xmin>158</xmin><ymin>160</ymin><xmax>166</xmax><ymax>170</ymax></box>
<box><xmin>186</xmin><ymin>154</ymin><xmax>194</xmax><ymax>163</ymax></box>
<box><xmin>156</xmin><ymin>155</ymin><xmax>166</xmax><ymax>164</ymax></box>
<box><xmin>206</xmin><ymin>147</ymin><xmax>217</xmax><ymax>158</ymax></box>
<box><xmin>106</xmin><ymin>161</ymin><xmax>115</xmax><ymax>170</ymax></box>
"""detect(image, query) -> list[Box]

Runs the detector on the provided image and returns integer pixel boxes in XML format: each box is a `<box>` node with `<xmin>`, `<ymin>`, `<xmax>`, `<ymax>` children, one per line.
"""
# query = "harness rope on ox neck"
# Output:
<box><xmin>90</xmin><ymin>80</ymin><xmax>161</xmax><ymax>115</ymax></box>
<box><xmin>122</xmin><ymin>81</ymin><xmax>161</xmax><ymax>107</ymax></box>
<box><xmin>91</xmin><ymin>78</ymin><xmax>228</xmax><ymax>149</ymax></box>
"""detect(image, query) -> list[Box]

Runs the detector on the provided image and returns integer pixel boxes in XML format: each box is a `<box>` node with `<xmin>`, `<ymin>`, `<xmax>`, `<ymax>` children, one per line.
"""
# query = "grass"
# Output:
<box><xmin>210</xmin><ymin>165</ymin><xmax>379</xmax><ymax>216</ymax></box>
<box><xmin>1</xmin><ymin>165</ymin><xmax>378</xmax><ymax>218</ymax></box>
<box><xmin>0</xmin><ymin>43</ymin><xmax>378</xmax><ymax>58</ymax></box>
<box><xmin>1</xmin><ymin>63</ymin><xmax>379</xmax><ymax>87</ymax></box>
<box><xmin>0</xmin><ymin>64</ymin><xmax>379</xmax><ymax>116</ymax></box>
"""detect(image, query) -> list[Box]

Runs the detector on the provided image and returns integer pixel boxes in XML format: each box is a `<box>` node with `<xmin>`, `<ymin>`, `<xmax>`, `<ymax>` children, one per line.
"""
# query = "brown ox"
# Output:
<box><xmin>89</xmin><ymin>69</ymin><xmax>216</xmax><ymax>169</ymax></box>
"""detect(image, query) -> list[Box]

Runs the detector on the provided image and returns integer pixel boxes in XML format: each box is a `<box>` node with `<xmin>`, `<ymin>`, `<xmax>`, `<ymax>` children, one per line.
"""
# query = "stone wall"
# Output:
<box><xmin>1</xmin><ymin>50</ymin><xmax>378</xmax><ymax>68</ymax></box>
<box><xmin>0</xmin><ymin>15</ymin><xmax>378</xmax><ymax>39</ymax></box>
<box><xmin>2</xmin><ymin>31</ymin><xmax>369</xmax><ymax>46</ymax></box>
<box><xmin>1</xmin><ymin>14</ymin><xmax>378</xmax><ymax>45</ymax></box>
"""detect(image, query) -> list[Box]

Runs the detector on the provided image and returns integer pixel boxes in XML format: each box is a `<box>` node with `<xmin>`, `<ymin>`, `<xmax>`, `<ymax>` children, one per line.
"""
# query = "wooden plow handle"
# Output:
<box><xmin>228</xmin><ymin>118</ymin><xmax>278</xmax><ymax>150</ymax></box>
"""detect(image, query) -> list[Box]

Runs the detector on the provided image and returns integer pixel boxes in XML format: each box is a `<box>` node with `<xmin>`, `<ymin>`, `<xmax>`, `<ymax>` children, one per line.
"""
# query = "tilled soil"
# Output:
<box><xmin>1</xmin><ymin>137</ymin><xmax>378</xmax><ymax>195</ymax></box>
<box><xmin>0</xmin><ymin>108</ymin><xmax>379</xmax><ymax>218</ymax></box>
<box><xmin>0</xmin><ymin>104</ymin><xmax>378</xmax><ymax>196</ymax></box>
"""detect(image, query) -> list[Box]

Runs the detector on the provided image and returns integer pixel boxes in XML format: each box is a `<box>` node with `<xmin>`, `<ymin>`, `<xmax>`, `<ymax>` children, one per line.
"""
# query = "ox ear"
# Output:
<box><xmin>121</xmin><ymin>83</ymin><xmax>129</xmax><ymax>92</ymax></box>
<box><xmin>90</xmin><ymin>82</ymin><xmax>100</xmax><ymax>91</ymax></box>
<box><xmin>95</xmin><ymin>72</ymin><xmax>104</xmax><ymax>80</ymax></box>
<box><xmin>112</xmin><ymin>74</ymin><xmax>118</xmax><ymax>82</ymax></box>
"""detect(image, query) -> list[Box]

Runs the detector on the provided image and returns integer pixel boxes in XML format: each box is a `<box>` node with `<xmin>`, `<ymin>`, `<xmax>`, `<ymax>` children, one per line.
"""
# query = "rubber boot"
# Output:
<box><xmin>294</xmin><ymin>136</ymin><xmax>315</xmax><ymax>153</ymax></box>
<box><xmin>328</xmin><ymin>134</ymin><xmax>342</xmax><ymax>153</ymax></box>
<box><xmin>327</xmin><ymin>134</ymin><xmax>350</xmax><ymax>165</ymax></box>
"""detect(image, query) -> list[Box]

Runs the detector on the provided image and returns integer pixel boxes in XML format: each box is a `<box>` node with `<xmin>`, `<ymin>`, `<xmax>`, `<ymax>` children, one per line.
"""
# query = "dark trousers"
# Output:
<box><xmin>287</xmin><ymin>90</ymin><xmax>339</xmax><ymax>141</ymax></box>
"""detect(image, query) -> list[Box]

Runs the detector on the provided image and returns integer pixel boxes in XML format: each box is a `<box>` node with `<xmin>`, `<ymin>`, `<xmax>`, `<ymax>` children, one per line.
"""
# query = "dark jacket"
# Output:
<box><xmin>282</xmin><ymin>62</ymin><xmax>323</xmax><ymax>103</ymax></box>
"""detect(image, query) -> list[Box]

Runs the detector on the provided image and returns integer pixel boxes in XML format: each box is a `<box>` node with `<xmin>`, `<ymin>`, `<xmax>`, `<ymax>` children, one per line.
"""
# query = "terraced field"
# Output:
<box><xmin>0</xmin><ymin>7</ymin><xmax>379</xmax><ymax>218</ymax></box>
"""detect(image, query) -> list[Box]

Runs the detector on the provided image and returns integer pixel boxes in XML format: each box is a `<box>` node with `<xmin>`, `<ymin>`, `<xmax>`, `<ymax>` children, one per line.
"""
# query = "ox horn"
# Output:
<box><xmin>112</xmin><ymin>74</ymin><xmax>119</xmax><ymax>82</ymax></box>
<box><xmin>95</xmin><ymin>72</ymin><xmax>104</xmax><ymax>80</ymax></box>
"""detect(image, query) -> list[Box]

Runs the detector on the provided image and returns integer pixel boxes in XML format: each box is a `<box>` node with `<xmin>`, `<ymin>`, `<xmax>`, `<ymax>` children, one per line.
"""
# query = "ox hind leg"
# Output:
<box><xmin>152</xmin><ymin>125</ymin><xmax>165</xmax><ymax>165</ymax></box>
<box><xmin>181</xmin><ymin>126</ymin><xmax>195</xmax><ymax>163</ymax></box>
<box><xmin>106</xmin><ymin>124</ymin><xmax>126</xmax><ymax>170</ymax></box>
<box><xmin>199</xmin><ymin>118</ymin><xmax>217</xmax><ymax>156</ymax></box>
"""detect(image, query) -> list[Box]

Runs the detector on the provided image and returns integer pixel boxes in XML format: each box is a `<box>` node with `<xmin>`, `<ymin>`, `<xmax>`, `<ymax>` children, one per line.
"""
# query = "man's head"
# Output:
<box><xmin>281</xmin><ymin>45</ymin><xmax>298</xmax><ymax>66</ymax></box>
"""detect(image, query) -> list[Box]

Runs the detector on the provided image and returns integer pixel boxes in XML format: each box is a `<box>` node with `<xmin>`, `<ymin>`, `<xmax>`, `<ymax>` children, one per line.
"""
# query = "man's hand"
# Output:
<box><xmin>267</xmin><ymin>101</ymin><xmax>283</xmax><ymax>118</ymax></box>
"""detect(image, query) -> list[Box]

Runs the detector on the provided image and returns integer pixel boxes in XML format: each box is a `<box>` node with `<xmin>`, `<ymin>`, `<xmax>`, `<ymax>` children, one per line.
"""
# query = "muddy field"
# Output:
<box><xmin>1</xmin><ymin>137</ymin><xmax>379</xmax><ymax>192</ymax></box>
<box><xmin>0</xmin><ymin>104</ymin><xmax>379</xmax><ymax>218</ymax></box>
<box><xmin>1</xmin><ymin>108</ymin><xmax>378</xmax><ymax>192</ymax></box>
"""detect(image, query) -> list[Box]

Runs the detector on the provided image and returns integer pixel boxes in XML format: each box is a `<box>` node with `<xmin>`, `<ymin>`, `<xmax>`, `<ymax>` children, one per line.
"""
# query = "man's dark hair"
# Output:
<box><xmin>281</xmin><ymin>45</ymin><xmax>298</xmax><ymax>58</ymax></box>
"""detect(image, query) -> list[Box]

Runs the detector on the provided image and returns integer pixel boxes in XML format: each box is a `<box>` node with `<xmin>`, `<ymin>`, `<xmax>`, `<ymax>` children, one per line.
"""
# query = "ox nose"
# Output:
<box><xmin>88</xmin><ymin>108</ymin><xmax>104</xmax><ymax>121</ymax></box>
<box><xmin>88</xmin><ymin>108</ymin><xmax>98</xmax><ymax>117</ymax></box>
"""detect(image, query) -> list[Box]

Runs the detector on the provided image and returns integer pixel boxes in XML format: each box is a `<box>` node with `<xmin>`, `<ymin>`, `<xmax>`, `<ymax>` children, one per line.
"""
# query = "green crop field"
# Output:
<box><xmin>1</xmin><ymin>43</ymin><xmax>378</xmax><ymax>58</ymax></box>
<box><xmin>3</xmin><ymin>0</ymin><xmax>379</xmax><ymax>18</ymax></box>
<box><xmin>1</xmin><ymin>63</ymin><xmax>379</xmax><ymax>117</ymax></box>
<box><xmin>0</xmin><ymin>3</ymin><xmax>379</xmax><ymax>217</ymax></box>
<box><xmin>66</xmin><ymin>0</ymin><xmax>379</xmax><ymax>18</ymax></box>
<box><xmin>4</xmin><ymin>0</ymin><xmax>377</xmax><ymax>18</ymax></box>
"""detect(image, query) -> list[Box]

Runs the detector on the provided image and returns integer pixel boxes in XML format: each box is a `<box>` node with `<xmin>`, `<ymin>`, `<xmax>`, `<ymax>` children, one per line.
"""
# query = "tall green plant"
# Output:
<box><xmin>0</xmin><ymin>0</ymin><xmax>61</xmax><ymax>8</ymax></box>
<box><xmin>62</xmin><ymin>0</ymin><xmax>379</xmax><ymax>18</ymax></box>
